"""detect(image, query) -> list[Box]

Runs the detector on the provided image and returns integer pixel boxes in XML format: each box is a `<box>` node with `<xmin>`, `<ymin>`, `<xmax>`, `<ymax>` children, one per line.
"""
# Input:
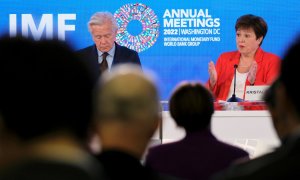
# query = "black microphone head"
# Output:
<box><xmin>234</xmin><ymin>64</ymin><xmax>238</xmax><ymax>68</ymax></box>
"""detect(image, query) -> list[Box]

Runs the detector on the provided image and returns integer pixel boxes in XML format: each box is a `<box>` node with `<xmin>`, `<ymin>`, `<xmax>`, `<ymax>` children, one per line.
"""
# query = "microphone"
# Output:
<box><xmin>227</xmin><ymin>64</ymin><xmax>243</xmax><ymax>102</ymax></box>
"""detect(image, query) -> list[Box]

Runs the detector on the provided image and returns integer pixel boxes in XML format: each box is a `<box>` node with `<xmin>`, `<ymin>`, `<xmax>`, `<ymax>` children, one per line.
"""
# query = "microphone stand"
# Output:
<box><xmin>227</xmin><ymin>64</ymin><xmax>243</xmax><ymax>102</ymax></box>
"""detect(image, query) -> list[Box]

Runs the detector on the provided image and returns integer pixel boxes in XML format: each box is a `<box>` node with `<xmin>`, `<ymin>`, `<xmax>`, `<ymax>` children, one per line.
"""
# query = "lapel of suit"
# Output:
<box><xmin>112</xmin><ymin>42</ymin><xmax>120</xmax><ymax>66</ymax></box>
<box><xmin>92</xmin><ymin>45</ymin><xmax>99</xmax><ymax>66</ymax></box>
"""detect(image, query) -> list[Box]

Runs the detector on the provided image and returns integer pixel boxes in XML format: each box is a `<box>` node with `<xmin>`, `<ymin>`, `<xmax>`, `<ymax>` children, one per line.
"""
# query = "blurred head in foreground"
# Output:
<box><xmin>0</xmin><ymin>36</ymin><xmax>97</xmax><ymax>170</ymax></box>
<box><xmin>169</xmin><ymin>82</ymin><xmax>214</xmax><ymax>132</ymax></box>
<box><xmin>0</xmin><ymin>36</ymin><xmax>94</xmax><ymax>141</ymax></box>
<box><xmin>94</xmin><ymin>64</ymin><xmax>161</xmax><ymax>158</ymax></box>
<box><xmin>272</xmin><ymin>36</ymin><xmax>300</xmax><ymax>141</ymax></box>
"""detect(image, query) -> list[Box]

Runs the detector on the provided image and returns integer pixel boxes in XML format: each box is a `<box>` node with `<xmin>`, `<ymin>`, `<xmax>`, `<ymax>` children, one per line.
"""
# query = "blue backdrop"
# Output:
<box><xmin>1</xmin><ymin>0</ymin><xmax>299</xmax><ymax>100</ymax></box>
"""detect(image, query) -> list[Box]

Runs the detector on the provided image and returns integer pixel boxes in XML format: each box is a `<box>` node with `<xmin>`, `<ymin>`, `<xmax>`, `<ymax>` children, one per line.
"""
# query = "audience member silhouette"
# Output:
<box><xmin>145</xmin><ymin>82</ymin><xmax>249</xmax><ymax>180</ymax></box>
<box><xmin>92</xmin><ymin>64</ymin><xmax>178</xmax><ymax>180</ymax></box>
<box><xmin>0</xmin><ymin>36</ymin><xmax>106</xmax><ymax>180</ymax></box>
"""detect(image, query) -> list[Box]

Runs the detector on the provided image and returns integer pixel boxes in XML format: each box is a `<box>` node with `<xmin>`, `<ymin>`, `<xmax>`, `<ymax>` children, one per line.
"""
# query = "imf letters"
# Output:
<box><xmin>9</xmin><ymin>14</ymin><xmax>76</xmax><ymax>40</ymax></box>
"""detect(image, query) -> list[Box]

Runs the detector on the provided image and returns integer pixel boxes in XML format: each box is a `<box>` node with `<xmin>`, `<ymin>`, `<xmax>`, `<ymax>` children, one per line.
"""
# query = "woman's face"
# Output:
<box><xmin>236</xmin><ymin>27</ymin><xmax>263</xmax><ymax>57</ymax></box>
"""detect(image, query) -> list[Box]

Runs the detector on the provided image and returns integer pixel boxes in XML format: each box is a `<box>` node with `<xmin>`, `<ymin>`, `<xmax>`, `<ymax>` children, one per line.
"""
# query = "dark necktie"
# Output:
<box><xmin>99</xmin><ymin>52</ymin><xmax>109</xmax><ymax>73</ymax></box>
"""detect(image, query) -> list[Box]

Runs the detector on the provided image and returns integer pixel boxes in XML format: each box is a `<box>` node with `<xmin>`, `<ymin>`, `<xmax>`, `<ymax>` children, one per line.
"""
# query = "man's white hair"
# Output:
<box><xmin>88</xmin><ymin>12</ymin><xmax>118</xmax><ymax>32</ymax></box>
<box><xmin>96</xmin><ymin>64</ymin><xmax>161</xmax><ymax>122</ymax></box>
<box><xmin>100</xmin><ymin>64</ymin><xmax>156</xmax><ymax>86</ymax></box>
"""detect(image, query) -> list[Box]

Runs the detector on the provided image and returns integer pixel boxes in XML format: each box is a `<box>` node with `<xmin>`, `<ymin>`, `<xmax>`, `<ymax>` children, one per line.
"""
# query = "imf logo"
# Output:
<box><xmin>9</xmin><ymin>14</ymin><xmax>76</xmax><ymax>40</ymax></box>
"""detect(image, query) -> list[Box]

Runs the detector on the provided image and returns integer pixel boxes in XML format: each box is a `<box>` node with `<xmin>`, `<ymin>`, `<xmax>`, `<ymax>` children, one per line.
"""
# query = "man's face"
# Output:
<box><xmin>90</xmin><ymin>23</ymin><xmax>116</xmax><ymax>52</ymax></box>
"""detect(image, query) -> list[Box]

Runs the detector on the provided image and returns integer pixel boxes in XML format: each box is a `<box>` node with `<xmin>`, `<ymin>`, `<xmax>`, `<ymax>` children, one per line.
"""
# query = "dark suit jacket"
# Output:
<box><xmin>0</xmin><ymin>157</ymin><xmax>107</xmax><ymax>180</ymax></box>
<box><xmin>145</xmin><ymin>129</ymin><xmax>249</xmax><ymax>180</ymax></box>
<box><xmin>76</xmin><ymin>43</ymin><xmax>141</xmax><ymax>82</ymax></box>
<box><xmin>212</xmin><ymin>135</ymin><xmax>300</xmax><ymax>180</ymax></box>
<box><xmin>96</xmin><ymin>150</ymin><xmax>179</xmax><ymax>180</ymax></box>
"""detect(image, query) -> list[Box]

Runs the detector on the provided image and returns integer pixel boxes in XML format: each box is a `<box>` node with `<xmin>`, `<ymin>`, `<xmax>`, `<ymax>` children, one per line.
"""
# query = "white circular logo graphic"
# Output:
<box><xmin>114</xmin><ymin>3</ymin><xmax>160</xmax><ymax>52</ymax></box>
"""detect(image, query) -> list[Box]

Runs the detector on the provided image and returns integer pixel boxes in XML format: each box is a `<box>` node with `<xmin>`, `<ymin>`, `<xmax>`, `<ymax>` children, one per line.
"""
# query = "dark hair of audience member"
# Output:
<box><xmin>279</xmin><ymin>36</ymin><xmax>300</xmax><ymax>113</ymax></box>
<box><xmin>0</xmin><ymin>36</ymin><xmax>95</xmax><ymax>142</ymax></box>
<box><xmin>169</xmin><ymin>82</ymin><xmax>214</xmax><ymax>132</ymax></box>
<box><xmin>263</xmin><ymin>79</ymin><xmax>280</xmax><ymax>109</ymax></box>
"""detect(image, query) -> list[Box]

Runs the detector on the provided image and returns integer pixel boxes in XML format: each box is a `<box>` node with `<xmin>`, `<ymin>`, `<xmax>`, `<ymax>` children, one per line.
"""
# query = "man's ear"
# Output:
<box><xmin>275</xmin><ymin>81</ymin><xmax>300</xmax><ymax>122</ymax></box>
<box><xmin>113</xmin><ymin>29</ymin><xmax>118</xmax><ymax>41</ymax></box>
<box><xmin>275</xmin><ymin>82</ymin><xmax>289</xmax><ymax>113</ymax></box>
<box><xmin>155</xmin><ymin>113</ymin><xmax>162</xmax><ymax>131</ymax></box>
<box><xmin>148</xmin><ymin>113</ymin><xmax>162</xmax><ymax>139</ymax></box>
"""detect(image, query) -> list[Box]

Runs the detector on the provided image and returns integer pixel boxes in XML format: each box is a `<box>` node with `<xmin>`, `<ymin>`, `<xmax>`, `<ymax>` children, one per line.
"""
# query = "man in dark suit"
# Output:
<box><xmin>77</xmin><ymin>12</ymin><xmax>141</xmax><ymax>82</ymax></box>
<box><xmin>212</xmin><ymin>36</ymin><xmax>300</xmax><ymax>179</ymax></box>
<box><xmin>92</xmin><ymin>64</ymin><xmax>177</xmax><ymax>180</ymax></box>
<box><xmin>0</xmin><ymin>36</ymin><xmax>106</xmax><ymax>180</ymax></box>
<box><xmin>145</xmin><ymin>82</ymin><xmax>249</xmax><ymax>180</ymax></box>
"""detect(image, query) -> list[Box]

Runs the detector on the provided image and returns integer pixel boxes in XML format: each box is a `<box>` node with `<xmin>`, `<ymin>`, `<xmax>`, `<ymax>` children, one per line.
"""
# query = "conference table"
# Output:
<box><xmin>151</xmin><ymin>101</ymin><xmax>281</xmax><ymax>159</ymax></box>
